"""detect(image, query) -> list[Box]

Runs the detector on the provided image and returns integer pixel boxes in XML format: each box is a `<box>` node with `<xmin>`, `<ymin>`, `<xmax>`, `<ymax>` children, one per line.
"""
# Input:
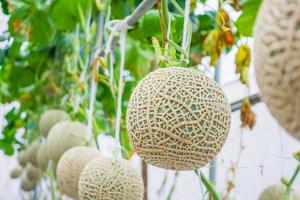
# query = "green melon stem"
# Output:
<box><xmin>195</xmin><ymin>170</ymin><xmax>220</xmax><ymax>200</ymax></box>
<box><xmin>284</xmin><ymin>164</ymin><xmax>300</xmax><ymax>200</ymax></box>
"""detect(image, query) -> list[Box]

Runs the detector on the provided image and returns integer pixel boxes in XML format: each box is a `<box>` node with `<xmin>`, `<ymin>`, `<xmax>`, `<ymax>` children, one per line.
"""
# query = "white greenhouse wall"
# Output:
<box><xmin>0</xmin><ymin>1</ymin><xmax>299</xmax><ymax>200</ymax></box>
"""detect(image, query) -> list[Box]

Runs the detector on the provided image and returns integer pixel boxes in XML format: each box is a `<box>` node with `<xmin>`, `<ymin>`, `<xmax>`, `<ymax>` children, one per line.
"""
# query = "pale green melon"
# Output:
<box><xmin>20</xmin><ymin>173</ymin><xmax>35</xmax><ymax>192</ymax></box>
<box><xmin>25</xmin><ymin>163</ymin><xmax>42</xmax><ymax>181</ymax></box>
<box><xmin>47</xmin><ymin>121</ymin><xmax>87</xmax><ymax>163</ymax></box>
<box><xmin>56</xmin><ymin>146</ymin><xmax>100</xmax><ymax>199</ymax></box>
<box><xmin>39</xmin><ymin>109</ymin><xmax>69</xmax><ymax>137</ymax></box>
<box><xmin>258</xmin><ymin>184</ymin><xmax>300</xmax><ymax>200</ymax></box>
<box><xmin>17</xmin><ymin>151</ymin><xmax>29</xmax><ymax>167</ymax></box>
<box><xmin>10</xmin><ymin>167</ymin><xmax>22</xmax><ymax>179</ymax></box>
<box><xmin>36</xmin><ymin>143</ymin><xmax>49</xmax><ymax>171</ymax></box>
<box><xmin>27</xmin><ymin>140</ymin><xmax>41</xmax><ymax>167</ymax></box>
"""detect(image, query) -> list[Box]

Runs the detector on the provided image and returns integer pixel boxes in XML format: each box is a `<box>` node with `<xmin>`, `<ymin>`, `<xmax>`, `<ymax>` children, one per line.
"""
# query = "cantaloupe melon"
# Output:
<box><xmin>47</xmin><ymin>121</ymin><xmax>87</xmax><ymax>163</ymax></box>
<box><xmin>126</xmin><ymin>67</ymin><xmax>231</xmax><ymax>170</ymax></box>
<box><xmin>258</xmin><ymin>184</ymin><xmax>300</xmax><ymax>200</ymax></box>
<box><xmin>18</xmin><ymin>151</ymin><xmax>29</xmax><ymax>167</ymax></box>
<box><xmin>25</xmin><ymin>163</ymin><xmax>42</xmax><ymax>181</ymax></box>
<box><xmin>10</xmin><ymin>167</ymin><xmax>22</xmax><ymax>179</ymax></box>
<box><xmin>56</xmin><ymin>146</ymin><xmax>100</xmax><ymax>199</ymax></box>
<box><xmin>254</xmin><ymin>0</ymin><xmax>300</xmax><ymax>140</ymax></box>
<box><xmin>36</xmin><ymin>143</ymin><xmax>49</xmax><ymax>171</ymax></box>
<box><xmin>27</xmin><ymin>140</ymin><xmax>41</xmax><ymax>167</ymax></box>
<box><xmin>39</xmin><ymin>109</ymin><xmax>69</xmax><ymax>137</ymax></box>
<box><xmin>78</xmin><ymin>157</ymin><xmax>144</xmax><ymax>200</ymax></box>
<box><xmin>20</xmin><ymin>173</ymin><xmax>35</xmax><ymax>192</ymax></box>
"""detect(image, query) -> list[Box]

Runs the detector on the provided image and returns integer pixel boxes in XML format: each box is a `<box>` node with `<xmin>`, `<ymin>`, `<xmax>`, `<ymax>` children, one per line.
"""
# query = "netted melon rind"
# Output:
<box><xmin>39</xmin><ymin>109</ymin><xmax>69</xmax><ymax>137</ymax></box>
<box><xmin>10</xmin><ymin>167</ymin><xmax>22</xmax><ymax>179</ymax></box>
<box><xmin>27</xmin><ymin>141</ymin><xmax>41</xmax><ymax>167</ymax></box>
<box><xmin>47</xmin><ymin>121</ymin><xmax>87</xmax><ymax>163</ymax></box>
<box><xmin>56</xmin><ymin>146</ymin><xmax>100</xmax><ymax>199</ymax></box>
<box><xmin>258</xmin><ymin>184</ymin><xmax>300</xmax><ymax>200</ymax></box>
<box><xmin>25</xmin><ymin>163</ymin><xmax>42</xmax><ymax>181</ymax></box>
<box><xmin>254</xmin><ymin>0</ymin><xmax>300</xmax><ymax>140</ymax></box>
<box><xmin>36</xmin><ymin>143</ymin><xmax>49</xmax><ymax>171</ymax></box>
<box><xmin>78</xmin><ymin>157</ymin><xmax>144</xmax><ymax>200</ymax></box>
<box><xmin>126</xmin><ymin>67</ymin><xmax>231</xmax><ymax>170</ymax></box>
<box><xmin>20</xmin><ymin>173</ymin><xmax>35</xmax><ymax>192</ymax></box>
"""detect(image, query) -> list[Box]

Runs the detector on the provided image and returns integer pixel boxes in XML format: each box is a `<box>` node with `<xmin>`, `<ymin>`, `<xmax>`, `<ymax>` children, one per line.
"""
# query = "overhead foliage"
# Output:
<box><xmin>0</xmin><ymin>0</ymin><xmax>261</xmax><ymax>157</ymax></box>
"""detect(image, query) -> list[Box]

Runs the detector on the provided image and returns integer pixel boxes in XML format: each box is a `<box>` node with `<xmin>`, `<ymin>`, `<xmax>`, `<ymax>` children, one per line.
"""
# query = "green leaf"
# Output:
<box><xmin>198</xmin><ymin>11</ymin><xmax>217</xmax><ymax>31</ymax></box>
<box><xmin>138</xmin><ymin>10</ymin><xmax>161</xmax><ymax>38</ymax></box>
<box><xmin>236</xmin><ymin>0</ymin><xmax>263</xmax><ymax>37</ymax></box>
<box><xmin>0</xmin><ymin>0</ymin><xmax>9</xmax><ymax>14</ymax></box>
<box><xmin>8</xmin><ymin>6</ymin><xmax>31</xmax><ymax>39</ymax></box>
<box><xmin>29</xmin><ymin>10</ymin><xmax>55</xmax><ymax>46</ymax></box>
<box><xmin>196</xmin><ymin>170</ymin><xmax>221</xmax><ymax>200</ymax></box>
<box><xmin>134</xmin><ymin>10</ymin><xmax>184</xmax><ymax>43</ymax></box>
<box><xmin>10</xmin><ymin>66</ymin><xmax>35</xmax><ymax>87</ymax></box>
<box><xmin>0</xmin><ymin>140</ymin><xmax>14</xmax><ymax>155</ymax></box>
<box><xmin>50</xmin><ymin>0</ymin><xmax>93</xmax><ymax>31</ymax></box>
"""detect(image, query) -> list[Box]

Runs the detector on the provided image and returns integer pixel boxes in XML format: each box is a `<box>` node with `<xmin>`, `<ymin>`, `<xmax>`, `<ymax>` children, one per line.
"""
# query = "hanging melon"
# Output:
<box><xmin>25</xmin><ymin>163</ymin><xmax>42</xmax><ymax>181</ymax></box>
<box><xmin>258</xmin><ymin>184</ymin><xmax>300</xmax><ymax>200</ymax></box>
<box><xmin>254</xmin><ymin>0</ymin><xmax>300</xmax><ymax>140</ymax></box>
<box><xmin>56</xmin><ymin>146</ymin><xmax>100</xmax><ymax>199</ymax></box>
<box><xmin>10</xmin><ymin>167</ymin><xmax>22</xmax><ymax>179</ymax></box>
<box><xmin>27</xmin><ymin>140</ymin><xmax>41</xmax><ymax>167</ymax></box>
<box><xmin>126</xmin><ymin>67</ymin><xmax>231</xmax><ymax>170</ymax></box>
<box><xmin>18</xmin><ymin>151</ymin><xmax>29</xmax><ymax>167</ymax></box>
<box><xmin>47</xmin><ymin>121</ymin><xmax>87</xmax><ymax>163</ymax></box>
<box><xmin>20</xmin><ymin>173</ymin><xmax>35</xmax><ymax>192</ymax></box>
<box><xmin>36</xmin><ymin>143</ymin><xmax>49</xmax><ymax>171</ymax></box>
<box><xmin>78</xmin><ymin>157</ymin><xmax>144</xmax><ymax>200</ymax></box>
<box><xmin>39</xmin><ymin>109</ymin><xmax>69</xmax><ymax>137</ymax></box>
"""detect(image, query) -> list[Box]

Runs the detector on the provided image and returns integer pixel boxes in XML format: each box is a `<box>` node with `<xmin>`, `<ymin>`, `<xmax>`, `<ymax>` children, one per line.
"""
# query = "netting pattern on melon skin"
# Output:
<box><xmin>56</xmin><ymin>146</ymin><xmax>99</xmax><ymax>199</ymax></box>
<box><xmin>126</xmin><ymin>67</ymin><xmax>231</xmax><ymax>171</ymax></box>
<box><xmin>78</xmin><ymin>157</ymin><xmax>144</xmax><ymax>200</ymax></box>
<box><xmin>254</xmin><ymin>0</ymin><xmax>300</xmax><ymax>140</ymax></box>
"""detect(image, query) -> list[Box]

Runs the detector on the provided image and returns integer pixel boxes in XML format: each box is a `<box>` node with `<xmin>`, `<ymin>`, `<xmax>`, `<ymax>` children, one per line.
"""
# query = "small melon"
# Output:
<box><xmin>27</xmin><ymin>140</ymin><xmax>41</xmax><ymax>167</ymax></box>
<box><xmin>56</xmin><ymin>146</ymin><xmax>100</xmax><ymax>199</ymax></box>
<box><xmin>10</xmin><ymin>167</ymin><xmax>22</xmax><ymax>179</ymax></box>
<box><xmin>39</xmin><ymin>109</ymin><xmax>69</xmax><ymax>137</ymax></box>
<box><xmin>78</xmin><ymin>157</ymin><xmax>144</xmax><ymax>200</ymax></box>
<box><xmin>258</xmin><ymin>184</ymin><xmax>300</xmax><ymax>200</ymax></box>
<box><xmin>47</xmin><ymin>121</ymin><xmax>87</xmax><ymax>163</ymax></box>
<box><xmin>20</xmin><ymin>173</ymin><xmax>35</xmax><ymax>192</ymax></box>
<box><xmin>126</xmin><ymin>67</ymin><xmax>231</xmax><ymax>170</ymax></box>
<box><xmin>17</xmin><ymin>151</ymin><xmax>29</xmax><ymax>167</ymax></box>
<box><xmin>36</xmin><ymin>143</ymin><xmax>49</xmax><ymax>171</ymax></box>
<box><xmin>25</xmin><ymin>163</ymin><xmax>42</xmax><ymax>181</ymax></box>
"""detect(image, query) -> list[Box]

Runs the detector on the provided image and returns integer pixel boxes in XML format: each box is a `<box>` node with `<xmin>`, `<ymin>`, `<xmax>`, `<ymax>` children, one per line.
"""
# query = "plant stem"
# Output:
<box><xmin>218</xmin><ymin>0</ymin><xmax>223</xmax><ymax>9</ymax></box>
<box><xmin>284</xmin><ymin>165</ymin><xmax>300</xmax><ymax>200</ymax></box>
<box><xmin>157</xmin><ymin>170</ymin><xmax>169</xmax><ymax>197</ymax></box>
<box><xmin>87</xmin><ymin>13</ymin><xmax>105</xmax><ymax>143</ymax></box>
<box><xmin>157</xmin><ymin>0</ymin><xmax>168</xmax><ymax>50</ymax></box>
<box><xmin>105</xmin><ymin>0</ymin><xmax>156</xmax><ymax>54</ymax></box>
<box><xmin>170</xmin><ymin>0</ymin><xmax>184</xmax><ymax>14</ymax></box>
<box><xmin>195</xmin><ymin>170</ymin><xmax>220</xmax><ymax>200</ymax></box>
<box><xmin>49</xmin><ymin>165</ymin><xmax>56</xmax><ymax>199</ymax></box>
<box><xmin>166</xmin><ymin>172</ymin><xmax>179</xmax><ymax>200</ymax></box>
<box><xmin>125</xmin><ymin>0</ymin><xmax>156</xmax><ymax>26</ymax></box>
<box><xmin>142</xmin><ymin>161</ymin><xmax>148</xmax><ymax>200</ymax></box>
<box><xmin>114</xmin><ymin>30</ymin><xmax>127</xmax><ymax>152</ymax></box>
<box><xmin>182</xmin><ymin>0</ymin><xmax>191</xmax><ymax>51</ymax></box>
